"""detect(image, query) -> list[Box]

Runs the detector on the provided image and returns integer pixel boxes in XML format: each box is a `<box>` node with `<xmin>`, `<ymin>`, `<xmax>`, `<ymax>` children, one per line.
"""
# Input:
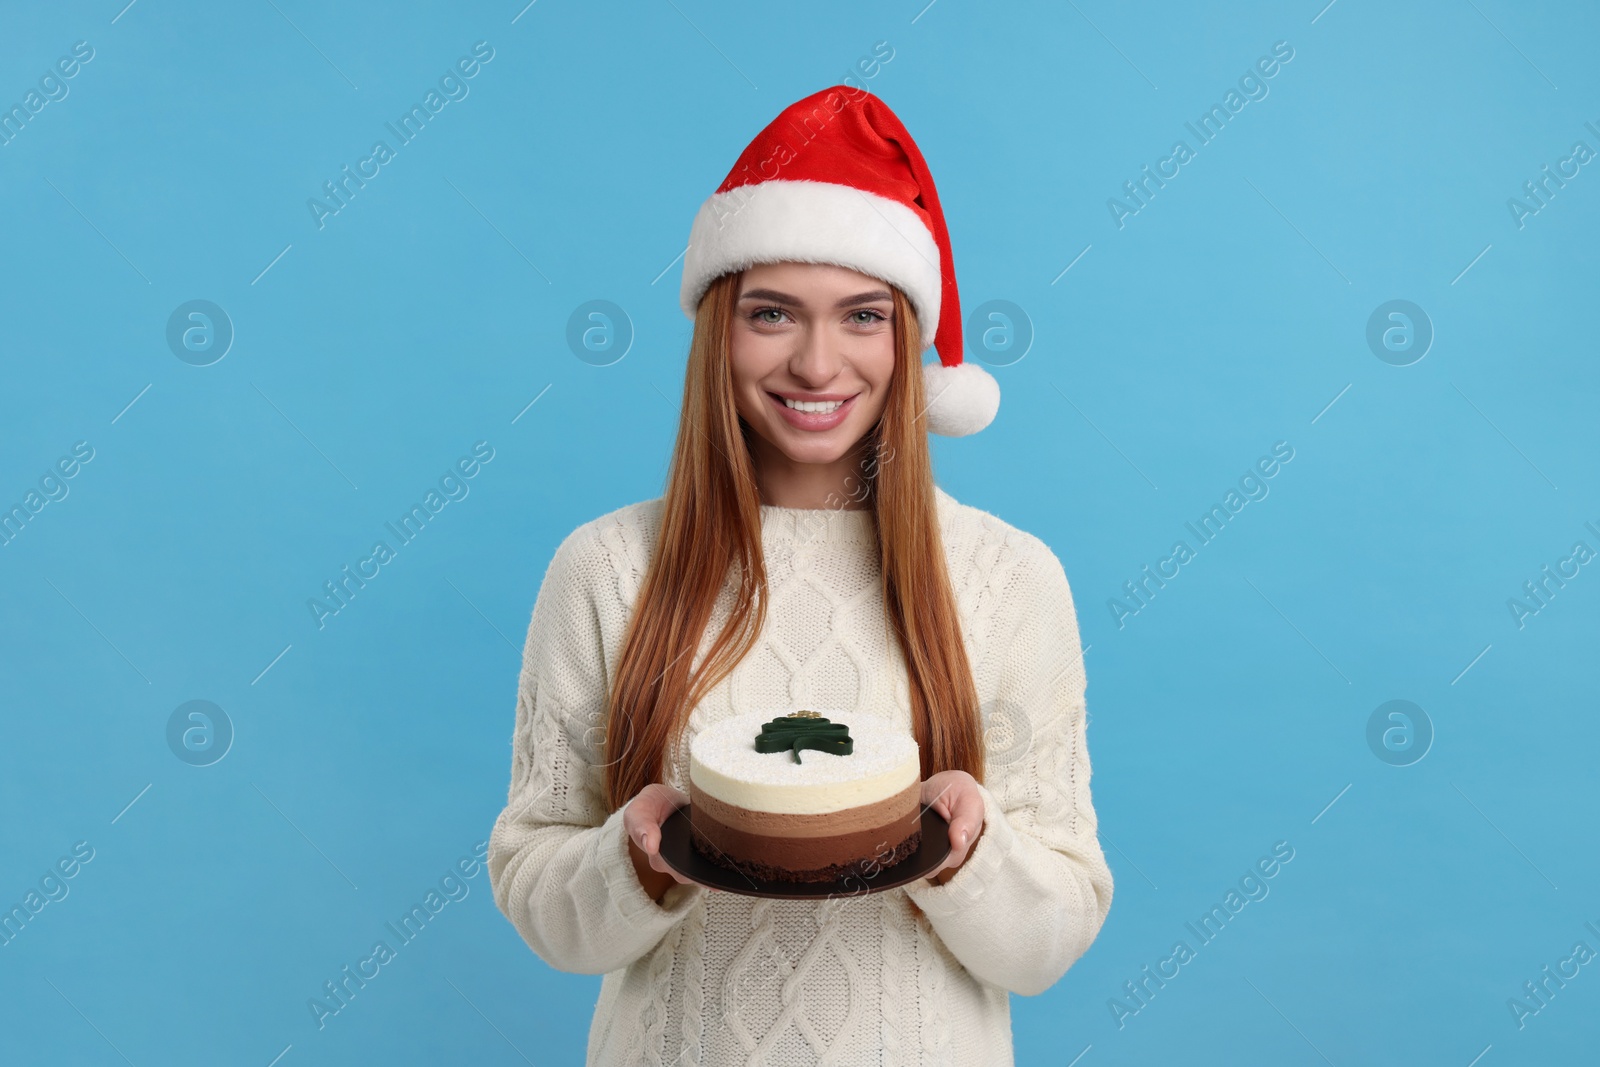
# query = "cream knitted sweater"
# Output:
<box><xmin>487</xmin><ymin>486</ymin><xmax>1114</xmax><ymax>1066</ymax></box>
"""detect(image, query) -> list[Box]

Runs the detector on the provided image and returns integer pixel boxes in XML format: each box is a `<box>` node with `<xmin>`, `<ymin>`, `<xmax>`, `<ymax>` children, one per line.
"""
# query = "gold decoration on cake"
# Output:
<box><xmin>754</xmin><ymin>711</ymin><xmax>853</xmax><ymax>763</ymax></box>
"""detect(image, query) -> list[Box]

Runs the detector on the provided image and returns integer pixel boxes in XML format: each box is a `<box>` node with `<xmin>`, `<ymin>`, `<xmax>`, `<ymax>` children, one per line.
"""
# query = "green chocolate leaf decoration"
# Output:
<box><xmin>753</xmin><ymin>711</ymin><xmax>853</xmax><ymax>763</ymax></box>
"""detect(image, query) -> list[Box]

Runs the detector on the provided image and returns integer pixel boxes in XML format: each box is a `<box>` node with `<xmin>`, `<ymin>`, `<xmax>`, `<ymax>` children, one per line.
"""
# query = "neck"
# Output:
<box><xmin>749</xmin><ymin>432</ymin><xmax>875</xmax><ymax>510</ymax></box>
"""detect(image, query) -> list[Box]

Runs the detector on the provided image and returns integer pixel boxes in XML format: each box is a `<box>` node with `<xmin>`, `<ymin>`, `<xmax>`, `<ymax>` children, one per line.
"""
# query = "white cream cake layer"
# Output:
<box><xmin>689</xmin><ymin>710</ymin><xmax>920</xmax><ymax>815</ymax></box>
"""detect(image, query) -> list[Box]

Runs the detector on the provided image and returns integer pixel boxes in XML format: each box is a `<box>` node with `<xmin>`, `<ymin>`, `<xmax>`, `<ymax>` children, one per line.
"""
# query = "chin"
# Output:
<box><xmin>770</xmin><ymin>423</ymin><xmax>860</xmax><ymax>462</ymax></box>
<box><xmin>774</xmin><ymin>437</ymin><xmax>854</xmax><ymax>466</ymax></box>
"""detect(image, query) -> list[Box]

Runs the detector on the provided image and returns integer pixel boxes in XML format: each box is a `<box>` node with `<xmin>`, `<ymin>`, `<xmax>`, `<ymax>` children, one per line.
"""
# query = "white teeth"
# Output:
<box><xmin>782</xmin><ymin>397</ymin><xmax>844</xmax><ymax>413</ymax></box>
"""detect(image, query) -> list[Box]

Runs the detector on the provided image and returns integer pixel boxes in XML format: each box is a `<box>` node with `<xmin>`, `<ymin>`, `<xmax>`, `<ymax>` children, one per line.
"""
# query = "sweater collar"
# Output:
<box><xmin>758</xmin><ymin>500</ymin><xmax>874</xmax><ymax>544</ymax></box>
<box><xmin>757</xmin><ymin>486</ymin><xmax>954</xmax><ymax>545</ymax></box>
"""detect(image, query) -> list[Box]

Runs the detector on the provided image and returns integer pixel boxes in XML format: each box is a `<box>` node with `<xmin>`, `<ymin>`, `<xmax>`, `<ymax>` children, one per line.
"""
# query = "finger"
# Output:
<box><xmin>938</xmin><ymin>822</ymin><xmax>969</xmax><ymax>866</ymax></box>
<box><xmin>955</xmin><ymin>813</ymin><xmax>984</xmax><ymax>852</ymax></box>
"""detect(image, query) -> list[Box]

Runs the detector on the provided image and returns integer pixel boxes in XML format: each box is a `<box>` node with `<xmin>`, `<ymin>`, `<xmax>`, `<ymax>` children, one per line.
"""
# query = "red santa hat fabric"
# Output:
<box><xmin>679</xmin><ymin>85</ymin><xmax>999</xmax><ymax>437</ymax></box>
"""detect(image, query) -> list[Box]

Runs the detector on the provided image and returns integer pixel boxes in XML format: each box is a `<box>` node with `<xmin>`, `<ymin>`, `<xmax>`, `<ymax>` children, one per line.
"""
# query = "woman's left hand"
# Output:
<box><xmin>920</xmin><ymin>770</ymin><xmax>986</xmax><ymax>885</ymax></box>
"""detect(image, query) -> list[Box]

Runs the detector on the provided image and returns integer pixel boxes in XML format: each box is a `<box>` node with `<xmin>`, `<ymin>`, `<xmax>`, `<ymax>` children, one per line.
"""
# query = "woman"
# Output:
<box><xmin>487</xmin><ymin>85</ymin><xmax>1113</xmax><ymax>1066</ymax></box>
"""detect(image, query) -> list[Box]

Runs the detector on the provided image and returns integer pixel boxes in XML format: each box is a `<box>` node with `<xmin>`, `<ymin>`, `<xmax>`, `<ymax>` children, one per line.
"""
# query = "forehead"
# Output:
<box><xmin>737</xmin><ymin>261</ymin><xmax>892</xmax><ymax>299</ymax></box>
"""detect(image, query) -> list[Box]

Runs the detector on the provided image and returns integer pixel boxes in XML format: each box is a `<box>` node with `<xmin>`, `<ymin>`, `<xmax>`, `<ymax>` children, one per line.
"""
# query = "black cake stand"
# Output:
<box><xmin>656</xmin><ymin>805</ymin><xmax>952</xmax><ymax>900</ymax></box>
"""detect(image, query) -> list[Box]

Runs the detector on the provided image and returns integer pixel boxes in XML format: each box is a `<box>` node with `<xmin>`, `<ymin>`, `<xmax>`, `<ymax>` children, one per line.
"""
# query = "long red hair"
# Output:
<box><xmin>601</xmin><ymin>270</ymin><xmax>984</xmax><ymax>812</ymax></box>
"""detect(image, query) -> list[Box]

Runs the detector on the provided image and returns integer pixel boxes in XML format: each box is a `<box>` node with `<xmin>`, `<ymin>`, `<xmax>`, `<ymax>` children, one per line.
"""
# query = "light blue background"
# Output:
<box><xmin>3</xmin><ymin>1</ymin><xmax>1597</xmax><ymax>1064</ymax></box>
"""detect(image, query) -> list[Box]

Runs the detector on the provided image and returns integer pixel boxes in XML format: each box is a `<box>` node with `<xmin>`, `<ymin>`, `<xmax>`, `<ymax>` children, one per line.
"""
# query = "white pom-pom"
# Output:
<box><xmin>922</xmin><ymin>360</ymin><xmax>1000</xmax><ymax>437</ymax></box>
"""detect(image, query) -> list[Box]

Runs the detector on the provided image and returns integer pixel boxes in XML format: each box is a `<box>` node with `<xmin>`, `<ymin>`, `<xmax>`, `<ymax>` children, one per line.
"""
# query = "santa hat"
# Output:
<box><xmin>679</xmin><ymin>85</ymin><xmax>999</xmax><ymax>437</ymax></box>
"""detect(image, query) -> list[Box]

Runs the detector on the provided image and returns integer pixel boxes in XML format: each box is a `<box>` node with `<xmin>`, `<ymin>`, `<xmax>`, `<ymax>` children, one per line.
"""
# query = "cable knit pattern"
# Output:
<box><xmin>915</xmin><ymin>913</ymin><xmax>952</xmax><ymax>1066</ymax></box>
<box><xmin>676</xmin><ymin>892</ymin><xmax>707</xmax><ymax>1064</ymax></box>
<box><xmin>641</xmin><ymin>922</ymin><xmax>681</xmax><ymax>1066</ymax></box>
<box><xmin>487</xmin><ymin>486</ymin><xmax>1114</xmax><ymax>1066</ymax></box>
<box><xmin>877</xmin><ymin>894</ymin><xmax>907</xmax><ymax>1064</ymax></box>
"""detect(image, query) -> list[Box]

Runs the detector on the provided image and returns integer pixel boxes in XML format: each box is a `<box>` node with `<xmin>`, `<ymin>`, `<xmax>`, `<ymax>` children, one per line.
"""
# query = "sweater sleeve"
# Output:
<box><xmin>901</xmin><ymin>535</ymin><xmax>1114</xmax><ymax>997</ymax></box>
<box><xmin>487</xmin><ymin>524</ymin><xmax>707</xmax><ymax>975</ymax></box>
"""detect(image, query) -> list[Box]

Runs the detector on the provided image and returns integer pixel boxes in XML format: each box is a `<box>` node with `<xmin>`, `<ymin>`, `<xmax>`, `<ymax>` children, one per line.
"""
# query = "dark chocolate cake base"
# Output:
<box><xmin>690</xmin><ymin>823</ymin><xmax>922</xmax><ymax>884</ymax></box>
<box><xmin>659</xmin><ymin>807</ymin><xmax>951</xmax><ymax>899</ymax></box>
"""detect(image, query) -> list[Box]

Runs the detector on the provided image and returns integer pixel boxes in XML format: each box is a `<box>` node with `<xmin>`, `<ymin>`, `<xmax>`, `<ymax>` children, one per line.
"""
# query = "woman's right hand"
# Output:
<box><xmin>625</xmin><ymin>783</ymin><xmax>714</xmax><ymax>900</ymax></box>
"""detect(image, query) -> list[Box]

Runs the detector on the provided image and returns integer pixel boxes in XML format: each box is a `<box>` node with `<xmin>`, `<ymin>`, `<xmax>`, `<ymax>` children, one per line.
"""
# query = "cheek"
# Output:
<box><xmin>856</xmin><ymin>335</ymin><xmax>897</xmax><ymax>400</ymax></box>
<box><xmin>728</xmin><ymin>324</ymin><xmax>783</xmax><ymax>385</ymax></box>
<box><xmin>727</xmin><ymin>328</ymin><xmax>782</xmax><ymax>419</ymax></box>
<box><xmin>725</xmin><ymin>340</ymin><xmax>756</xmax><ymax>399</ymax></box>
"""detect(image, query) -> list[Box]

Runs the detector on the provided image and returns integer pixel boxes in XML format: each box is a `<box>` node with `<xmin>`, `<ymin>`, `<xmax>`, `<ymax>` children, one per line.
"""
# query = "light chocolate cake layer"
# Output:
<box><xmin>689</xmin><ymin>779</ymin><xmax>921</xmax><ymax>874</ymax></box>
<box><xmin>691</xmin><ymin>779</ymin><xmax>920</xmax><ymax>837</ymax></box>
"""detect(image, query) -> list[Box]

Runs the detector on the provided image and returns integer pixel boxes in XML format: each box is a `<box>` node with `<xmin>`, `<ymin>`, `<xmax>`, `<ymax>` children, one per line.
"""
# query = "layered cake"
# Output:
<box><xmin>688</xmin><ymin>709</ymin><xmax>922</xmax><ymax>883</ymax></box>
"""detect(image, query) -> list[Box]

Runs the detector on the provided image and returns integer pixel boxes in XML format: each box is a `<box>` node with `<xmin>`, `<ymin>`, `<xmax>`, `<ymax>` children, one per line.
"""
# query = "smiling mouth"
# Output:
<box><xmin>765</xmin><ymin>391</ymin><xmax>860</xmax><ymax>430</ymax></box>
<box><xmin>773</xmin><ymin>394</ymin><xmax>849</xmax><ymax>414</ymax></box>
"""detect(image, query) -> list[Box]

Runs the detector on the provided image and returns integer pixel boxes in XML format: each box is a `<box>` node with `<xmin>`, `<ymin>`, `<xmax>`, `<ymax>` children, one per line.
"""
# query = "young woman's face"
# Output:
<box><xmin>727</xmin><ymin>261</ymin><xmax>897</xmax><ymax>468</ymax></box>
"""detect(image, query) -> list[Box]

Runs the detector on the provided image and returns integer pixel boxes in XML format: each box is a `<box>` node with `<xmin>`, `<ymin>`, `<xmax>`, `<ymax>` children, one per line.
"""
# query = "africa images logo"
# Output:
<box><xmin>306</xmin><ymin>441</ymin><xmax>495</xmax><ymax>629</ymax></box>
<box><xmin>1106</xmin><ymin>40</ymin><xmax>1295</xmax><ymax>229</ymax></box>
<box><xmin>306</xmin><ymin>41</ymin><xmax>495</xmax><ymax>230</ymax></box>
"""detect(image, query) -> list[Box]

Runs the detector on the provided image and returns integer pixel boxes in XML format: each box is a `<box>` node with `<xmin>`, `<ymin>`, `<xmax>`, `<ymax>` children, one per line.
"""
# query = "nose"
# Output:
<box><xmin>789</xmin><ymin>321</ymin><xmax>843</xmax><ymax>386</ymax></box>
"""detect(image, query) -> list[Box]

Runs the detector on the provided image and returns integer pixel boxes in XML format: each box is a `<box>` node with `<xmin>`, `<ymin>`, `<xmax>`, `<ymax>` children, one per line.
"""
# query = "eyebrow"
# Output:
<box><xmin>738</xmin><ymin>287</ymin><xmax>893</xmax><ymax>309</ymax></box>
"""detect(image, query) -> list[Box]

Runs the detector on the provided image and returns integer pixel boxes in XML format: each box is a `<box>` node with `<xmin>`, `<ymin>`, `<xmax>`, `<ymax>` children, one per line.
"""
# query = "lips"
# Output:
<box><xmin>768</xmin><ymin>391</ymin><xmax>857</xmax><ymax>431</ymax></box>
